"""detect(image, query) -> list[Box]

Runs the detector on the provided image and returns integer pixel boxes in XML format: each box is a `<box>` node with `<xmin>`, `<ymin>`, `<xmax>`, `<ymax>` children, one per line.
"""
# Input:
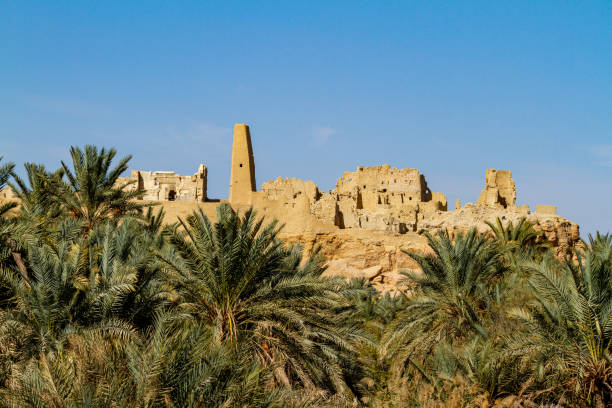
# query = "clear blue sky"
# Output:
<box><xmin>1</xmin><ymin>1</ymin><xmax>611</xmax><ymax>235</ymax></box>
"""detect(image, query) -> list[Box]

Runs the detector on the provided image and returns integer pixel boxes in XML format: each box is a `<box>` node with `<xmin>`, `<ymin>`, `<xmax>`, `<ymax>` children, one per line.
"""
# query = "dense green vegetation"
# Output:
<box><xmin>0</xmin><ymin>148</ymin><xmax>610</xmax><ymax>407</ymax></box>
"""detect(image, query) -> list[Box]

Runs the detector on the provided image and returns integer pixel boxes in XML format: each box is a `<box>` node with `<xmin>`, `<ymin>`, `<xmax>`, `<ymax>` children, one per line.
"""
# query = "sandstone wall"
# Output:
<box><xmin>261</xmin><ymin>177</ymin><xmax>322</xmax><ymax>206</ymax></box>
<box><xmin>536</xmin><ymin>205</ymin><xmax>557</xmax><ymax>215</ymax></box>
<box><xmin>477</xmin><ymin>169</ymin><xmax>516</xmax><ymax>208</ymax></box>
<box><xmin>310</xmin><ymin>165</ymin><xmax>448</xmax><ymax>233</ymax></box>
<box><xmin>117</xmin><ymin>165</ymin><xmax>208</xmax><ymax>202</ymax></box>
<box><xmin>336</xmin><ymin>165</ymin><xmax>427</xmax><ymax>207</ymax></box>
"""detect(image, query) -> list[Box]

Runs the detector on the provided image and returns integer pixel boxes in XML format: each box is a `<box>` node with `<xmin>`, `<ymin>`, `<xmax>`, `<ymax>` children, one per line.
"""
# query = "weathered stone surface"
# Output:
<box><xmin>311</xmin><ymin>193</ymin><xmax>340</xmax><ymax>226</ymax></box>
<box><xmin>116</xmin><ymin>165</ymin><xmax>207</xmax><ymax>202</ymax></box>
<box><xmin>536</xmin><ymin>205</ymin><xmax>557</xmax><ymax>215</ymax></box>
<box><xmin>283</xmin><ymin>229</ymin><xmax>427</xmax><ymax>292</ymax></box>
<box><xmin>229</xmin><ymin>124</ymin><xmax>256</xmax><ymax>205</ymax></box>
<box><xmin>477</xmin><ymin>169</ymin><xmax>516</xmax><ymax>208</ymax></box>
<box><xmin>261</xmin><ymin>177</ymin><xmax>321</xmax><ymax>206</ymax></box>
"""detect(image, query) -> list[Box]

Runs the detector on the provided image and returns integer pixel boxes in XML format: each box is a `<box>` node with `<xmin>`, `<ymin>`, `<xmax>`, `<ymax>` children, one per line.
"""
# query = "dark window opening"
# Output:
<box><xmin>168</xmin><ymin>190</ymin><xmax>176</xmax><ymax>201</ymax></box>
<box><xmin>240</xmin><ymin>163</ymin><xmax>243</xmax><ymax>167</ymax></box>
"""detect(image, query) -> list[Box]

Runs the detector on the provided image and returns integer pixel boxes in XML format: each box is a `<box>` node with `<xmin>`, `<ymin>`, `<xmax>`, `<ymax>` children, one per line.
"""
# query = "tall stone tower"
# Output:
<box><xmin>229</xmin><ymin>124</ymin><xmax>256</xmax><ymax>205</ymax></box>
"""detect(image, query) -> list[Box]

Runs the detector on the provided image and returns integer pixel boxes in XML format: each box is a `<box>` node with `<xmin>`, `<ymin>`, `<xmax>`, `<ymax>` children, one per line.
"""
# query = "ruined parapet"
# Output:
<box><xmin>477</xmin><ymin>169</ymin><xmax>516</xmax><ymax>208</ymax></box>
<box><xmin>536</xmin><ymin>205</ymin><xmax>557</xmax><ymax>215</ymax></box>
<box><xmin>229</xmin><ymin>124</ymin><xmax>256</xmax><ymax>206</ymax></box>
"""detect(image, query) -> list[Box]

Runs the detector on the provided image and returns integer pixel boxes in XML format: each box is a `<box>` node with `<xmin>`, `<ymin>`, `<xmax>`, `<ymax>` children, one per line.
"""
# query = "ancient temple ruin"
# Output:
<box><xmin>117</xmin><ymin>164</ymin><xmax>208</xmax><ymax>202</ymax></box>
<box><xmin>107</xmin><ymin>123</ymin><xmax>569</xmax><ymax>238</ymax></box>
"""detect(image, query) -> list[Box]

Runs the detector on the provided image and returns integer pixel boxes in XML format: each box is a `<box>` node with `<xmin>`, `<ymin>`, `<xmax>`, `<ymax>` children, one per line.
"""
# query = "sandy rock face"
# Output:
<box><xmin>279</xmin><ymin>204</ymin><xmax>580</xmax><ymax>292</ymax></box>
<box><xmin>534</xmin><ymin>215</ymin><xmax>581</xmax><ymax>257</ymax></box>
<box><xmin>281</xmin><ymin>230</ymin><xmax>429</xmax><ymax>292</ymax></box>
<box><xmin>418</xmin><ymin>203</ymin><xmax>580</xmax><ymax>257</ymax></box>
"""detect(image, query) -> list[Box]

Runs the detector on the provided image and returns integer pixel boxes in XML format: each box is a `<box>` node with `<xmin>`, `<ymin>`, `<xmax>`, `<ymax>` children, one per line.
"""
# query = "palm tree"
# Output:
<box><xmin>381</xmin><ymin>229</ymin><xmax>504</xmax><ymax>380</ymax></box>
<box><xmin>58</xmin><ymin>145</ymin><xmax>145</xmax><ymax>232</ymax></box>
<box><xmin>0</xmin><ymin>314</ymin><xmax>309</xmax><ymax>408</ymax></box>
<box><xmin>339</xmin><ymin>279</ymin><xmax>406</xmax><ymax>339</ymax></box>
<box><xmin>121</xmin><ymin>314</ymin><xmax>306</xmax><ymax>408</ymax></box>
<box><xmin>507</xmin><ymin>234</ymin><xmax>612</xmax><ymax>407</ymax></box>
<box><xmin>85</xmin><ymin>219</ymin><xmax>172</xmax><ymax>330</ymax></box>
<box><xmin>0</xmin><ymin>157</ymin><xmax>27</xmax><ymax>282</ymax></box>
<box><xmin>486</xmin><ymin>217</ymin><xmax>550</xmax><ymax>271</ymax></box>
<box><xmin>0</xmin><ymin>233</ymin><xmax>133</xmax><ymax>365</ymax></box>
<box><xmin>9</xmin><ymin>163</ymin><xmax>66</xmax><ymax>230</ymax></box>
<box><xmin>161</xmin><ymin>203</ymin><xmax>364</xmax><ymax>395</ymax></box>
<box><xmin>0</xmin><ymin>157</ymin><xmax>16</xmax><ymax>217</ymax></box>
<box><xmin>4</xmin><ymin>164</ymin><xmax>68</xmax><ymax>279</ymax></box>
<box><xmin>0</xmin><ymin>218</ymin><xmax>170</xmax><ymax>372</ymax></box>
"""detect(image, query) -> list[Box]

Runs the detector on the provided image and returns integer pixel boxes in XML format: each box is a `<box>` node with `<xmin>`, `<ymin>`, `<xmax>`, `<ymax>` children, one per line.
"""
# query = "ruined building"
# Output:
<box><xmin>112</xmin><ymin>123</ymin><xmax>573</xmax><ymax>243</ymax></box>
<box><xmin>116</xmin><ymin>164</ymin><xmax>208</xmax><ymax>201</ymax></box>
<box><xmin>259</xmin><ymin>165</ymin><xmax>448</xmax><ymax>233</ymax></box>
<box><xmin>477</xmin><ymin>169</ymin><xmax>516</xmax><ymax>208</ymax></box>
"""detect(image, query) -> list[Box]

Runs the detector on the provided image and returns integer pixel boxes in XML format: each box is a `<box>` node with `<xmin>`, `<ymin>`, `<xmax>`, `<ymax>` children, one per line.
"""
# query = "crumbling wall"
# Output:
<box><xmin>477</xmin><ymin>169</ymin><xmax>516</xmax><ymax>208</ymax></box>
<box><xmin>310</xmin><ymin>193</ymin><xmax>340</xmax><ymax>226</ymax></box>
<box><xmin>259</xmin><ymin>165</ymin><xmax>446</xmax><ymax>234</ymax></box>
<box><xmin>336</xmin><ymin>165</ymin><xmax>426</xmax><ymax>208</ymax></box>
<box><xmin>331</xmin><ymin>166</ymin><xmax>446</xmax><ymax>232</ymax></box>
<box><xmin>261</xmin><ymin>177</ymin><xmax>321</xmax><ymax>206</ymax></box>
<box><xmin>117</xmin><ymin>164</ymin><xmax>208</xmax><ymax>202</ymax></box>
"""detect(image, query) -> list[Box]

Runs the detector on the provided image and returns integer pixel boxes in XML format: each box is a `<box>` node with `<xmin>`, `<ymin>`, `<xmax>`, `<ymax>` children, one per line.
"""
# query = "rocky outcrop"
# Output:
<box><xmin>278</xmin><ymin>205</ymin><xmax>580</xmax><ymax>292</ymax></box>
<box><xmin>417</xmin><ymin>203</ymin><xmax>580</xmax><ymax>258</ymax></box>
<box><xmin>281</xmin><ymin>229</ymin><xmax>428</xmax><ymax>292</ymax></box>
